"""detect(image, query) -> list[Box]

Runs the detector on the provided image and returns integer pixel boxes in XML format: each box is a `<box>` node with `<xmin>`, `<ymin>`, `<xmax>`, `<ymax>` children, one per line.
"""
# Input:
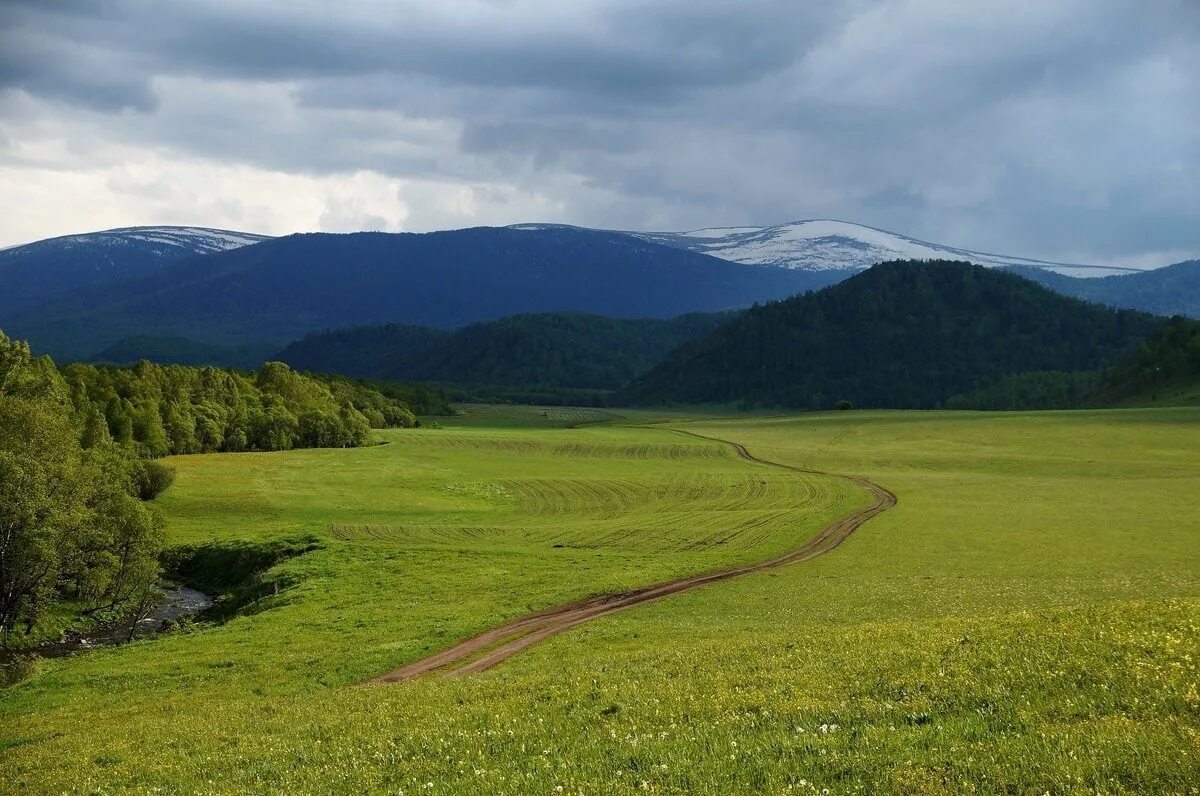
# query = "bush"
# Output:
<box><xmin>836</xmin><ymin>400</ymin><xmax>854</xmax><ymax>410</ymax></box>
<box><xmin>137</xmin><ymin>460</ymin><xmax>176</xmax><ymax>500</ymax></box>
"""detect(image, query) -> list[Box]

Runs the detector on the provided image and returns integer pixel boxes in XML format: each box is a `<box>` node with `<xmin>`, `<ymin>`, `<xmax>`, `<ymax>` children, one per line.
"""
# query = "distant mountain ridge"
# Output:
<box><xmin>1008</xmin><ymin>261</ymin><xmax>1200</xmax><ymax>320</ymax></box>
<box><xmin>0</xmin><ymin>225</ymin><xmax>270</xmax><ymax>315</ymax></box>
<box><xmin>3</xmin><ymin>226</ymin><xmax>835</xmax><ymax>360</ymax></box>
<box><xmin>3</xmin><ymin>223</ymin><xmax>1196</xmax><ymax>366</ymax></box>
<box><xmin>510</xmin><ymin>219</ymin><xmax>1145</xmax><ymax>278</ymax></box>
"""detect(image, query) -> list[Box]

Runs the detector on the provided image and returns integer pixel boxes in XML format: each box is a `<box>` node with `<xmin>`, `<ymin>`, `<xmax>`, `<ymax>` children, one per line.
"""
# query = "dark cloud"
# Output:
<box><xmin>0</xmin><ymin>0</ymin><xmax>1197</xmax><ymax>262</ymax></box>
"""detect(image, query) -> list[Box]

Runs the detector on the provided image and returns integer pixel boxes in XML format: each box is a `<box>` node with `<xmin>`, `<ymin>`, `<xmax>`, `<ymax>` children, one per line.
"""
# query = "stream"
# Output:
<box><xmin>2</xmin><ymin>584</ymin><xmax>214</xmax><ymax>664</ymax></box>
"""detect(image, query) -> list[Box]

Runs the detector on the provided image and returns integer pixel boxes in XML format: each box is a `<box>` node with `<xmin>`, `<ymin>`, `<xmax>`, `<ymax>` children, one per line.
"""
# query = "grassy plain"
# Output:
<box><xmin>2</xmin><ymin>406</ymin><xmax>1198</xmax><ymax>793</ymax></box>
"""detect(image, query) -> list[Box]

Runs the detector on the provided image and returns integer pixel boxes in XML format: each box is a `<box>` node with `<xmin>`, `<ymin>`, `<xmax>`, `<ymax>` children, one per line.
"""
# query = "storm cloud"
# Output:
<box><xmin>1</xmin><ymin>0</ymin><xmax>1197</xmax><ymax>264</ymax></box>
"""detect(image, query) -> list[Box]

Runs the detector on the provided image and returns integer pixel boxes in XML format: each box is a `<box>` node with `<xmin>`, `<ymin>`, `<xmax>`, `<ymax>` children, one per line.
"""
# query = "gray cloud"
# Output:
<box><xmin>0</xmin><ymin>0</ymin><xmax>1197</xmax><ymax>263</ymax></box>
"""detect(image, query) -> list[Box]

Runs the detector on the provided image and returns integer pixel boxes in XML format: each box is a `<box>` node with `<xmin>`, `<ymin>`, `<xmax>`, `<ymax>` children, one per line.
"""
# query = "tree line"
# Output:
<box><xmin>61</xmin><ymin>359</ymin><xmax>417</xmax><ymax>456</ymax></box>
<box><xmin>0</xmin><ymin>329</ymin><xmax>418</xmax><ymax>645</ymax></box>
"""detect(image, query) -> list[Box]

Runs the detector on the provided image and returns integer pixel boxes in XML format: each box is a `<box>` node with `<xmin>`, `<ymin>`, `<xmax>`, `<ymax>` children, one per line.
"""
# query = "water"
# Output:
<box><xmin>5</xmin><ymin>585</ymin><xmax>214</xmax><ymax>662</ymax></box>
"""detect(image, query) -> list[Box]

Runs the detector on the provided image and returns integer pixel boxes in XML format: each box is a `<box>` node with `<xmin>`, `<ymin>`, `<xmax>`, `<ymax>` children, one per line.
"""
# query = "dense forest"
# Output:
<box><xmin>944</xmin><ymin>371</ymin><xmax>1104</xmax><ymax>410</ymax></box>
<box><xmin>0</xmin><ymin>329</ymin><xmax>421</xmax><ymax>644</ymax></box>
<box><xmin>61</xmin><ymin>360</ymin><xmax>417</xmax><ymax>456</ymax></box>
<box><xmin>618</xmin><ymin>261</ymin><xmax>1163</xmax><ymax>410</ymax></box>
<box><xmin>1090</xmin><ymin>316</ymin><xmax>1200</xmax><ymax>404</ymax></box>
<box><xmin>1</xmin><ymin>332</ymin><xmax>163</xmax><ymax>643</ymax></box>
<box><xmin>277</xmin><ymin>323</ymin><xmax>451</xmax><ymax>379</ymax></box>
<box><xmin>946</xmin><ymin>316</ymin><xmax>1200</xmax><ymax>409</ymax></box>
<box><xmin>279</xmin><ymin>311</ymin><xmax>735</xmax><ymax>390</ymax></box>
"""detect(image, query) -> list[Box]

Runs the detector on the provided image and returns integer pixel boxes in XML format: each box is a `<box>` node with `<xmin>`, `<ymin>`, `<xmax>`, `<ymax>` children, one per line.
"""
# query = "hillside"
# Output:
<box><xmin>278</xmin><ymin>311</ymin><xmax>734</xmax><ymax>390</ymax></box>
<box><xmin>0</xmin><ymin>226</ymin><xmax>269</xmax><ymax>316</ymax></box>
<box><xmin>1011</xmin><ymin>260</ymin><xmax>1200</xmax><ymax>319</ymax></box>
<box><xmin>90</xmin><ymin>335</ymin><xmax>280</xmax><ymax>370</ymax></box>
<box><xmin>5</xmin><ymin>227</ymin><xmax>835</xmax><ymax>361</ymax></box>
<box><xmin>618</xmin><ymin>260</ymin><xmax>1162</xmax><ymax>409</ymax></box>
<box><xmin>1090</xmin><ymin>316</ymin><xmax>1200</xmax><ymax>406</ymax></box>
<box><xmin>275</xmin><ymin>324</ymin><xmax>451</xmax><ymax>378</ymax></box>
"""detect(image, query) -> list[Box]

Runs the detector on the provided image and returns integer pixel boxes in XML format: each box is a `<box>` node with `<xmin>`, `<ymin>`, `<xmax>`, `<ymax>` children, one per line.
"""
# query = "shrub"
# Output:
<box><xmin>137</xmin><ymin>460</ymin><xmax>176</xmax><ymax>501</ymax></box>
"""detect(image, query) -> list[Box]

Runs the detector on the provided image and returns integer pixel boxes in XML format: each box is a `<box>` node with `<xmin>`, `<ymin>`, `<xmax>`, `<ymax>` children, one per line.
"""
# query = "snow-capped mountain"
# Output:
<box><xmin>0</xmin><ymin>225</ymin><xmax>272</xmax><ymax>316</ymax></box>
<box><xmin>2</xmin><ymin>225</ymin><xmax>270</xmax><ymax>256</ymax></box>
<box><xmin>624</xmin><ymin>220</ymin><xmax>1144</xmax><ymax>278</ymax></box>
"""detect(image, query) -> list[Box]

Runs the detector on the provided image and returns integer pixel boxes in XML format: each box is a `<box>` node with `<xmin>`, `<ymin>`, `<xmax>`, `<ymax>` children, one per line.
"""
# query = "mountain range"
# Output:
<box><xmin>1</xmin><ymin>227</ymin><xmax>838</xmax><ymax>360</ymax></box>
<box><xmin>0</xmin><ymin>221</ymin><xmax>1195</xmax><ymax>364</ymax></box>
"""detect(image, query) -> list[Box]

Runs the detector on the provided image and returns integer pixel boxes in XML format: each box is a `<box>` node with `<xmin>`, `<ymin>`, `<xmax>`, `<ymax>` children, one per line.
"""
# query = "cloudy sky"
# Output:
<box><xmin>1</xmin><ymin>0</ymin><xmax>1197</xmax><ymax>265</ymax></box>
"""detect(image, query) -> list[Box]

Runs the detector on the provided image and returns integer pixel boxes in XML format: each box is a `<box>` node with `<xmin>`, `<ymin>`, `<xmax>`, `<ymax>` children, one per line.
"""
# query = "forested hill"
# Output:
<box><xmin>617</xmin><ymin>260</ymin><xmax>1163</xmax><ymax>410</ymax></box>
<box><xmin>1090</xmin><ymin>316</ymin><xmax>1200</xmax><ymax>406</ymax></box>
<box><xmin>5</xmin><ymin>226</ymin><xmax>841</xmax><ymax>361</ymax></box>
<box><xmin>275</xmin><ymin>323</ymin><xmax>452</xmax><ymax>379</ymax></box>
<box><xmin>278</xmin><ymin>311</ymin><xmax>735</xmax><ymax>390</ymax></box>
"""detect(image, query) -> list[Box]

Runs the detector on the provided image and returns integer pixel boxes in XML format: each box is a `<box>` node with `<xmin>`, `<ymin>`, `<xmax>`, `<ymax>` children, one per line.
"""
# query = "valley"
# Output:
<box><xmin>5</xmin><ymin>6</ymin><xmax>1198</xmax><ymax>792</ymax></box>
<box><xmin>2</xmin><ymin>406</ymin><xmax>1197</xmax><ymax>793</ymax></box>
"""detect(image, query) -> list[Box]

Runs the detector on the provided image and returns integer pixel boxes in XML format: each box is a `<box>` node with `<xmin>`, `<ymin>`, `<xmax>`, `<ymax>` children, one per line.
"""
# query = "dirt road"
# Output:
<box><xmin>370</xmin><ymin>430</ymin><xmax>895</xmax><ymax>684</ymax></box>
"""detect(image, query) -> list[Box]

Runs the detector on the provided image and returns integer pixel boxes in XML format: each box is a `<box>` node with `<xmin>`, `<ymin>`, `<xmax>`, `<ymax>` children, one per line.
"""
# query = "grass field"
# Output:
<box><xmin>2</xmin><ymin>406</ymin><xmax>1198</xmax><ymax>793</ymax></box>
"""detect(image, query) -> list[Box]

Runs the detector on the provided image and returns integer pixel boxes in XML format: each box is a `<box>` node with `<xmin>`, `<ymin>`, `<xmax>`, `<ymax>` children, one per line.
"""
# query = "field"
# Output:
<box><xmin>2</xmin><ymin>407</ymin><xmax>1199</xmax><ymax>793</ymax></box>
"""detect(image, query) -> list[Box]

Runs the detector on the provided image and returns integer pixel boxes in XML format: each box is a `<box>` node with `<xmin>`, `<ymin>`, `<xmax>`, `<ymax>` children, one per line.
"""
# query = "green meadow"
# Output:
<box><xmin>2</xmin><ymin>407</ymin><xmax>1198</xmax><ymax>793</ymax></box>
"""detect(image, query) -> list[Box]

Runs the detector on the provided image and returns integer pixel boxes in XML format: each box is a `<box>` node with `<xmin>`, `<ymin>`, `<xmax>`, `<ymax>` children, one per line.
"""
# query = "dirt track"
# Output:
<box><xmin>370</xmin><ymin>430</ymin><xmax>896</xmax><ymax>685</ymax></box>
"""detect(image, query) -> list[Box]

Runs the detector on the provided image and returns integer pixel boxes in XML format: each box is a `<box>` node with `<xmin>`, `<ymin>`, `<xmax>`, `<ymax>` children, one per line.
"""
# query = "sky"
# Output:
<box><xmin>0</xmin><ymin>0</ymin><xmax>1197</xmax><ymax>266</ymax></box>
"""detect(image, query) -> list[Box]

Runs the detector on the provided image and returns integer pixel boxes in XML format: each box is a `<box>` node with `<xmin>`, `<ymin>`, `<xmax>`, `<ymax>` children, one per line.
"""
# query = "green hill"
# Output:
<box><xmin>1090</xmin><ymin>316</ymin><xmax>1200</xmax><ymax>406</ymax></box>
<box><xmin>273</xmin><ymin>324</ymin><xmax>451</xmax><ymax>379</ymax></box>
<box><xmin>617</xmin><ymin>260</ymin><xmax>1162</xmax><ymax>409</ymax></box>
<box><xmin>278</xmin><ymin>311</ymin><xmax>735</xmax><ymax>391</ymax></box>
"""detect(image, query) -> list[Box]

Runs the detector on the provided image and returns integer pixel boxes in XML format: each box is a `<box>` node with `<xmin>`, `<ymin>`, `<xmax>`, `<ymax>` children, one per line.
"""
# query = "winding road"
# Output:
<box><xmin>370</xmin><ymin>430</ymin><xmax>896</xmax><ymax>685</ymax></box>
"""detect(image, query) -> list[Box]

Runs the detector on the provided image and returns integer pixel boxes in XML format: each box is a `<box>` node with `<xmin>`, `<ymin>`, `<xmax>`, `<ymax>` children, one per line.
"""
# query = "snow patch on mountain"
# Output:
<box><xmin>27</xmin><ymin>226</ymin><xmax>273</xmax><ymax>256</ymax></box>
<box><xmin>627</xmin><ymin>220</ymin><xmax>1145</xmax><ymax>278</ymax></box>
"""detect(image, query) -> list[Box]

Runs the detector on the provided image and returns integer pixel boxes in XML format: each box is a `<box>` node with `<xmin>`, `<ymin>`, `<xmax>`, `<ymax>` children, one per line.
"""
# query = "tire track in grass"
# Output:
<box><xmin>369</xmin><ymin>429</ymin><xmax>896</xmax><ymax>684</ymax></box>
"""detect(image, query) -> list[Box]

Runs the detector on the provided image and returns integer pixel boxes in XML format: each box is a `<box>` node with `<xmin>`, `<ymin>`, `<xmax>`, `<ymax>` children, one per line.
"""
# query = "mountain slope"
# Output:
<box><xmin>1090</xmin><ymin>316</ymin><xmax>1200</xmax><ymax>407</ymax></box>
<box><xmin>617</xmin><ymin>260</ymin><xmax>1162</xmax><ymax>410</ymax></box>
<box><xmin>89</xmin><ymin>335</ymin><xmax>281</xmax><ymax>371</ymax></box>
<box><xmin>6</xmin><ymin>227</ymin><xmax>842</xmax><ymax>360</ymax></box>
<box><xmin>0</xmin><ymin>225</ymin><xmax>270</xmax><ymax>315</ymax></box>
<box><xmin>275</xmin><ymin>323</ymin><xmax>452</xmax><ymax>379</ymax></box>
<box><xmin>622</xmin><ymin>219</ymin><xmax>1139</xmax><ymax>278</ymax></box>
<box><xmin>278</xmin><ymin>311</ymin><xmax>735</xmax><ymax>390</ymax></box>
<box><xmin>1009</xmin><ymin>260</ymin><xmax>1200</xmax><ymax>319</ymax></box>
